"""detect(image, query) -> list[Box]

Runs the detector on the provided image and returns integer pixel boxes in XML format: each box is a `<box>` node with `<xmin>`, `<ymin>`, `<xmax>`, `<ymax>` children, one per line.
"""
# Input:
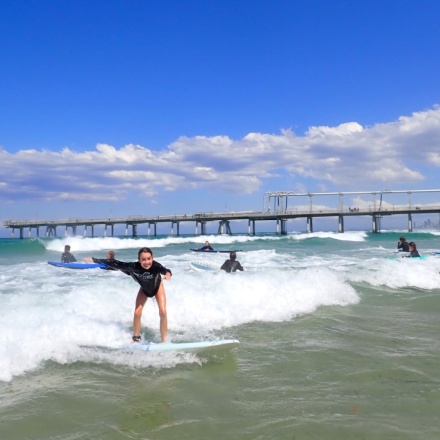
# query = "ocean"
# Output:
<box><xmin>0</xmin><ymin>231</ymin><xmax>439</xmax><ymax>439</ymax></box>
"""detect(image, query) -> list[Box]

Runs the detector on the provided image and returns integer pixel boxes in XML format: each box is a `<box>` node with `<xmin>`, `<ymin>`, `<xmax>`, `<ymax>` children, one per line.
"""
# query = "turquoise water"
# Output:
<box><xmin>1</xmin><ymin>231</ymin><xmax>439</xmax><ymax>439</ymax></box>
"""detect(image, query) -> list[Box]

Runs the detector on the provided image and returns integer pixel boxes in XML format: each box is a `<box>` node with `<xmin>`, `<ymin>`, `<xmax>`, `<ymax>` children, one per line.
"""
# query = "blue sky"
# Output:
<box><xmin>1</xmin><ymin>0</ymin><xmax>440</xmax><ymax>235</ymax></box>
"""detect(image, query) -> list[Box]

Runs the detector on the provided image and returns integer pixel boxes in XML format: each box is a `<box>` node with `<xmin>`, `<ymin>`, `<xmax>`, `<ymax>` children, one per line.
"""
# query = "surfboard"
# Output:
<box><xmin>48</xmin><ymin>261</ymin><xmax>107</xmax><ymax>269</ymax></box>
<box><xmin>388</xmin><ymin>256</ymin><xmax>427</xmax><ymax>261</ymax></box>
<box><xmin>190</xmin><ymin>248</ymin><xmax>242</xmax><ymax>253</ymax></box>
<box><xmin>121</xmin><ymin>339</ymin><xmax>239</xmax><ymax>352</ymax></box>
<box><xmin>190</xmin><ymin>261</ymin><xmax>221</xmax><ymax>272</ymax></box>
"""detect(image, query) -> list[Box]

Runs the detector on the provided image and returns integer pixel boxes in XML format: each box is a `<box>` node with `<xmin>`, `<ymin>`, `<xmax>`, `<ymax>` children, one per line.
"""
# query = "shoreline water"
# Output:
<box><xmin>1</xmin><ymin>231</ymin><xmax>439</xmax><ymax>439</ymax></box>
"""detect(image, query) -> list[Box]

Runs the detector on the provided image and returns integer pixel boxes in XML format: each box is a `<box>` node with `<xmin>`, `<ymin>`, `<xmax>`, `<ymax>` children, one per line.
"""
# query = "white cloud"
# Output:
<box><xmin>1</xmin><ymin>105</ymin><xmax>440</xmax><ymax>203</ymax></box>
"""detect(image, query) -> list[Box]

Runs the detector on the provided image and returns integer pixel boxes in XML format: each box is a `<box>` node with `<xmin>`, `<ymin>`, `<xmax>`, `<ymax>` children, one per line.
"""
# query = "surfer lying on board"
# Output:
<box><xmin>221</xmin><ymin>252</ymin><xmax>244</xmax><ymax>273</ymax></box>
<box><xmin>85</xmin><ymin>247</ymin><xmax>172</xmax><ymax>342</ymax></box>
<box><xmin>198</xmin><ymin>241</ymin><xmax>214</xmax><ymax>251</ymax></box>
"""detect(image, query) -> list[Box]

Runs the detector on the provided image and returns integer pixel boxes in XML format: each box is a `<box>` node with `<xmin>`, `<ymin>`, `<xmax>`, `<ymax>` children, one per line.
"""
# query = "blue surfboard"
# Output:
<box><xmin>121</xmin><ymin>339</ymin><xmax>239</xmax><ymax>352</ymax></box>
<box><xmin>48</xmin><ymin>261</ymin><xmax>107</xmax><ymax>269</ymax></box>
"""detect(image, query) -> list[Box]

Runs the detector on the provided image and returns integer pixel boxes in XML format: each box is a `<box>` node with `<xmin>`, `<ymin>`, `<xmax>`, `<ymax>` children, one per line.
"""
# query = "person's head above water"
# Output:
<box><xmin>229</xmin><ymin>252</ymin><xmax>237</xmax><ymax>260</ymax></box>
<box><xmin>106</xmin><ymin>250</ymin><xmax>115</xmax><ymax>259</ymax></box>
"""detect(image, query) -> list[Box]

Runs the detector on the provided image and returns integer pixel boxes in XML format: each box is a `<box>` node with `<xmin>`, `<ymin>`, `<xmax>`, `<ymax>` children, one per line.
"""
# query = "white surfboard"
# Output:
<box><xmin>190</xmin><ymin>261</ymin><xmax>221</xmax><ymax>272</ymax></box>
<box><xmin>122</xmin><ymin>339</ymin><xmax>239</xmax><ymax>352</ymax></box>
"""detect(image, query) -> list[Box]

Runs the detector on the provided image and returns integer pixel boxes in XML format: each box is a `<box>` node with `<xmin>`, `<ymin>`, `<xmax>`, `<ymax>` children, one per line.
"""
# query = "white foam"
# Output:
<box><xmin>0</xmin><ymin>250</ymin><xmax>359</xmax><ymax>381</ymax></box>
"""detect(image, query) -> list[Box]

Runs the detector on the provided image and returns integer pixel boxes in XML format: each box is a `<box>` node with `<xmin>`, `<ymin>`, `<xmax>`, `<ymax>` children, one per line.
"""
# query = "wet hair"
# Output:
<box><xmin>409</xmin><ymin>241</ymin><xmax>417</xmax><ymax>249</ymax></box>
<box><xmin>64</xmin><ymin>245</ymin><xmax>71</xmax><ymax>251</ymax></box>
<box><xmin>230</xmin><ymin>252</ymin><xmax>236</xmax><ymax>260</ymax></box>
<box><xmin>107</xmin><ymin>250</ymin><xmax>115</xmax><ymax>259</ymax></box>
<box><xmin>400</xmin><ymin>236</ymin><xmax>406</xmax><ymax>241</ymax></box>
<box><xmin>138</xmin><ymin>247</ymin><xmax>153</xmax><ymax>259</ymax></box>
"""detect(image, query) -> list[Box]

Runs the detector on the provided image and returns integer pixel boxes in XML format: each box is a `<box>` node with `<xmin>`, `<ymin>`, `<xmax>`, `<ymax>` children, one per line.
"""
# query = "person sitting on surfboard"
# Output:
<box><xmin>198</xmin><ymin>241</ymin><xmax>214</xmax><ymax>251</ymax></box>
<box><xmin>221</xmin><ymin>252</ymin><xmax>244</xmax><ymax>273</ymax></box>
<box><xmin>61</xmin><ymin>245</ymin><xmax>76</xmax><ymax>263</ymax></box>
<box><xmin>85</xmin><ymin>247</ymin><xmax>172</xmax><ymax>343</ymax></box>
<box><xmin>408</xmin><ymin>242</ymin><xmax>420</xmax><ymax>258</ymax></box>
<box><xmin>397</xmin><ymin>236</ymin><xmax>410</xmax><ymax>252</ymax></box>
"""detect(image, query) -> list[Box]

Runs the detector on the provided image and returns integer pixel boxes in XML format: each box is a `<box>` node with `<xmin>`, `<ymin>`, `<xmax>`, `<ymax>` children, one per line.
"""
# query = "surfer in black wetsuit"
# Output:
<box><xmin>397</xmin><ymin>236</ymin><xmax>410</xmax><ymax>252</ymax></box>
<box><xmin>102</xmin><ymin>250</ymin><xmax>117</xmax><ymax>270</ymax></box>
<box><xmin>61</xmin><ymin>245</ymin><xmax>76</xmax><ymax>262</ymax></box>
<box><xmin>198</xmin><ymin>241</ymin><xmax>214</xmax><ymax>251</ymax></box>
<box><xmin>221</xmin><ymin>252</ymin><xmax>244</xmax><ymax>273</ymax></box>
<box><xmin>408</xmin><ymin>242</ymin><xmax>420</xmax><ymax>257</ymax></box>
<box><xmin>85</xmin><ymin>247</ymin><xmax>172</xmax><ymax>342</ymax></box>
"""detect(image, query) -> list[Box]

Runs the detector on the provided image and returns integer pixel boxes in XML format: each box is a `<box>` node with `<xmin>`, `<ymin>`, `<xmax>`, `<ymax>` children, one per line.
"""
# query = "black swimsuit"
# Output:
<box><xmin>92</xmin><ymin>258</ymin><xmax>171</xmax><ymax>297</ymax></box>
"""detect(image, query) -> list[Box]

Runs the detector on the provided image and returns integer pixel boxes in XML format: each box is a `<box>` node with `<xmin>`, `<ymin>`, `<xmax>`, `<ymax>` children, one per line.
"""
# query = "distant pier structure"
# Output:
<box><xmin>4</xmin><ymin>189</ymin><xmax>440</xmax><ymax>238</ymax></box>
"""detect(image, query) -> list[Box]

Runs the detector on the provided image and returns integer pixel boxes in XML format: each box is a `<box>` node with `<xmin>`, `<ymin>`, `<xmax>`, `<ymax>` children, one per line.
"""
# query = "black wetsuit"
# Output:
<box><xmin>92</xmin><ymin>258</ymin><xmax>171</xmax><ymax>297</ymax></box>
<box><xmin>61</xmin><ymin>252</ymin><xmax>76</xmax><ymax>263</ymax></box>
<box><xmin>220</xmin><ymin>259</ymin><xmax>244</xmax><ymax>273</ymax></box>
<box><xmin>200</xmin><ymin>245</ymin><xmax>214</xmax><ymax>251</ymax></box>
<box><xmin>409</xmin><ymin>250</ymin><xmax>420</xmax><ymax>258</ymax></box>
<box><xmin>398</xmin><ymin>241</ymin><xmax>410</xmax><ymax>252</ymax></box>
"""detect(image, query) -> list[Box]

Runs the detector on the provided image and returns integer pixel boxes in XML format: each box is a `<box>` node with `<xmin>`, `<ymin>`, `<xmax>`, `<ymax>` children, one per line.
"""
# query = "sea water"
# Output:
<box><xmin>0</xmin><ymin>231</ymin><xmax>439</xmax><ymax>439</ymax></box>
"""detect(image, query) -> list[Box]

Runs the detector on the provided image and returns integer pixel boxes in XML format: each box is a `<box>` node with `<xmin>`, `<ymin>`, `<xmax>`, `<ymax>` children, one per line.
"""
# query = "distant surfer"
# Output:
<box><xmin>103</xmin><ymin>250</ymin><xmax>117</xmax><ymax>270</ymax></box>
<box><xmin>198</xmin><ymin>241</ymin><xmax>214</xmax><ymax>251</ymax></box>
<box><xmin>61</xmin><ymin>245</ymin><xmax>76</xmax><ymax>263</ymax></box>
<box><xmin>408</xmin><ymin>242</ymin><xmax>420</xmax><ymax>258</ymax></box>
<box><xmin>221</xmin><ymin>252</ymin><xmax>244</xmax><ymax>273</ymax></box>
<box><xmin>85</xmin><ymin>247</ymin><xmax>172</xmax><ymax>343</ymax></box>
<box><xmin>397</xmin><ymin>236</ymin><xmax>410</xmax><ymax>252</ymax></box>
<box><xmin>106</xmin><ymin>250</ymin><xmax>115</xmax><ymax>260</ymax></box>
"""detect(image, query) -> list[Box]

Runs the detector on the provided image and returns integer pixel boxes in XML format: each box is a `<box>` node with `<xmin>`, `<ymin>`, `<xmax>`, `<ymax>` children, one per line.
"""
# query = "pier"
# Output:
<box><xmin>4</xmin><ymin>189</ymin><xmax>440</xmax><ymax>238</ymax></box>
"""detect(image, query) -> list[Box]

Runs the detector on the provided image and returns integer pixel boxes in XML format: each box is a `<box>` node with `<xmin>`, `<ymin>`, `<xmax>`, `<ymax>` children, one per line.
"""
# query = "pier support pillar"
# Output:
<box><xmin>307</xmin><ymin>216</ymin><xmax>313</xmax><ymax>233</ymax></box>
<box><xmin>46</xmin><ymin>225</ymin><xmax>57</xmax><ymax>237</ymax></box>
<box><xmin>147</xmin><ymin>222</ymin><xmax>157</xmax><ymax>236</ymax></box>
<box><xmin>408</xmin><ymin>213</ymin><xmax>413</xmax><ymax>232</ymax></box>
<box><xmin>171</xmin><ymin>221</ymin><xmax>180</xmax><ymax>236</ymax></box>
<box><xmin>248</xmin><ymin>219</ymin><xmax>256</xmax><ymax>235</ymax></box>
<box><xmin>280</xmin><ymin>219</ymin><xmax>287</xmax><ymax>235</ymax></box>
<box><xmin>372</xmin><ymin>215</ymin><xmax>379</xmax><ymax>233</ymax></box>
<box><xmin>196</xmin><ymin>221</ymin><xmax>207</xmax><ymax>235</ymax></box>
<box><xmin>132</xmin><ymin>224</ymin><xmax>137</xmax><ymax>238</ymax></box>
<box><xmin>338</xmin><ymin>215</ymin><xmax>344</xmax><ymax>233</ymax></box>
<box><xmin>218</xmin><ymin>220</ymin><xmax>232</xmax><ymax>235</ymax></box>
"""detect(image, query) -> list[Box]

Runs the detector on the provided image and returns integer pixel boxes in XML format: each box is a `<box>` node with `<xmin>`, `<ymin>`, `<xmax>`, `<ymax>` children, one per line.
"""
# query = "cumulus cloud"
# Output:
<box><xmin>1</xmin><ymin>105</ymin><xmax>439</xmax><ymax>203</ymax></box>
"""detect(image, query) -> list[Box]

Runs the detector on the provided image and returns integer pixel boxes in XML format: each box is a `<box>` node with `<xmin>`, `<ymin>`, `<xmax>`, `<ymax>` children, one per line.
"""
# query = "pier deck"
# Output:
<box><xmin>4</xmin><ymin>205</ymin><xmax>440</xmax><ymax>238</ymax></box>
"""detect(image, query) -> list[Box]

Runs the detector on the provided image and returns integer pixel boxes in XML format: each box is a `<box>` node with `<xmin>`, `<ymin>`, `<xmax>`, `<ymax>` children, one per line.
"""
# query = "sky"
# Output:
<box><xmin>1</xmin><ymin>0</ymin><xmax>440</xmax><ymax>236</ymax></box>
